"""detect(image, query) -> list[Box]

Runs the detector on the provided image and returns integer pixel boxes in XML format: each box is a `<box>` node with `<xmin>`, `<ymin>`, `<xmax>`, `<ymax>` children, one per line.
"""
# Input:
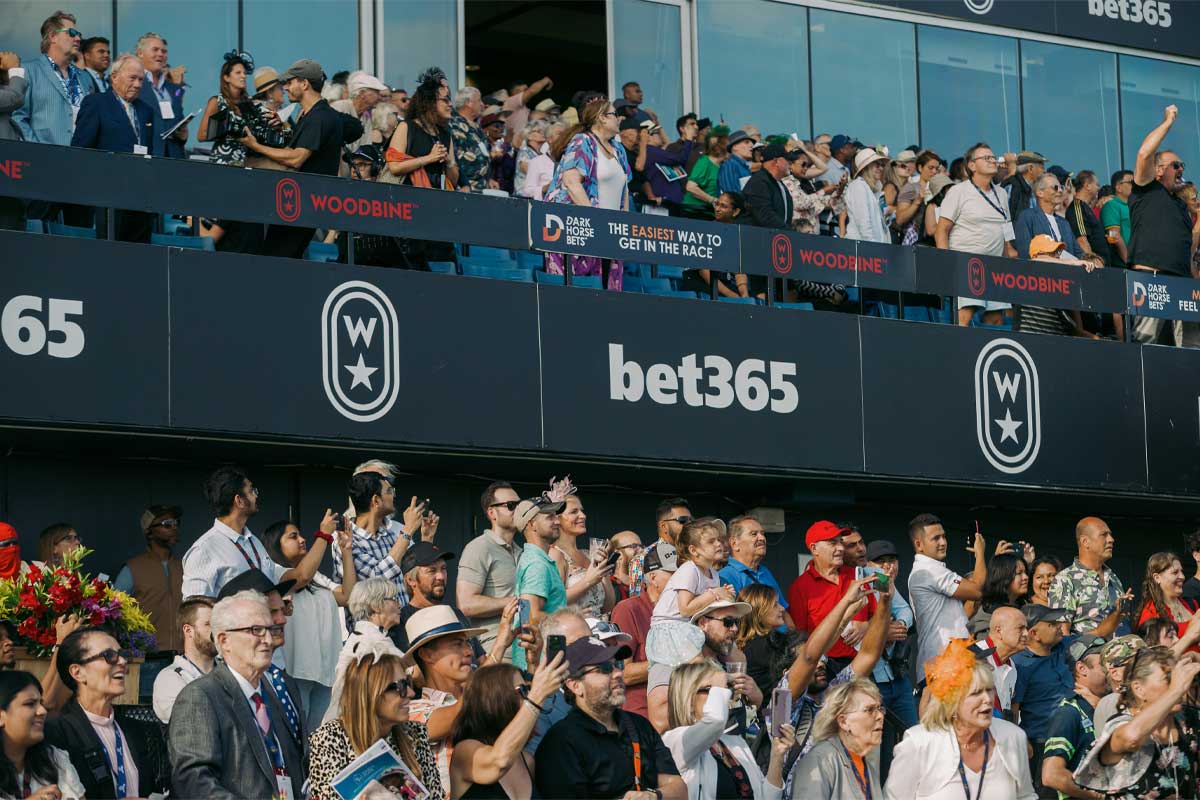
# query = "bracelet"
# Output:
<box><xmin>523</xmin><ymin>696</ymin><xmax>545</xmax><ymax>713</ymax></box>
<box><xmin>313</xmin><ymin>531</ymin><xmax>333</xmax><ymax>545</ymax></box>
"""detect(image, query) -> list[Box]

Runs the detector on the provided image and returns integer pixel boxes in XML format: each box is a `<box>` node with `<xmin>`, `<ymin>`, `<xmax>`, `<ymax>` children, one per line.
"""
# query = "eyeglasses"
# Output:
<box><xmin>55</xmin><ymin>27</ymin><xmax>82</xmax><ymax>38</ymax></box>
<box><xmin>80</xmin><ymin>648</ymin><xmax>124</xmax><ymax>666</ymax></box>
<box><xmin>579</xmin><ymin>659</ymin><xmax>625</xmax><ymax>676</ymax></box>
<box><xmin>154</xmin><ymin>518</ymin><xmax>180</xmax><ymax>529</ymax></box>
<box><xmin>489</xmin><ymin>500</ymin><xmax>521</xmax><ymax>512</ymax></box>
<box><xmin>1046</xmin><ymin>184</ymin><xmax>1063</xmax><ymax>192</ymax></box>
<box><xmin>601</xmin><ymin>111</ymin><xmax>618</xmax><ymax>119</ymax></box>
<box><xmin>701</xmin><ymin>615</ymin><xmax>739</xmax><ymax>629</ymax></box>
<box><xmin>973</xmin><ymin>155</ymin><xmax>998</xmax><ymax>163</ymax></box>
<box><xmin>227</xmin><ymin>624</ymin><xmax>284</xmax><ymax>639</ymax></box>
<box><xmin>242</xmin><ymin>486</ymin><xmax>259</xmax><ymax>498</ymax></box>
<box><xmin>845</xmin><ymin>704</ymin><xmax>885</xmax><ymax>717</ymax></box>
<box><xmin>618</xmin><ymin>543</ymin><xmax>643</xmax><ymax>552</ymax></box>
<box><xmin>383</xmin><ymin>678</ymin><xmax>414</xmax><ymax>696</ymax></box>
<box><xmin>1169</xmin><ymin>161</ymin><xmax>1186</xmax><ymax>171</ymax></box>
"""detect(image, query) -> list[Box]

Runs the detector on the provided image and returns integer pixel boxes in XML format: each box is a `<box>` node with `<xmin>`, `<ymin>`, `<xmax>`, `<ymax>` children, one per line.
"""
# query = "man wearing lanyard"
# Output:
<box><xmin>134</xmin><ymin>32</ymin><xmax>187</xmax><ymax>158</ymax></box>
<box><xmin>181</xmin><ymin>466</ymin><xmax>336</xmax><ymax>599</ymax></box>
<box><xmin>152</xmin><ymin>597</ymin><xmax>216</xmax><ymax>723</ymax></box>
<box><xmin>935</xmin><ymin>142</ymin><xmax>1019</xmax><ymax>327</ymax></box>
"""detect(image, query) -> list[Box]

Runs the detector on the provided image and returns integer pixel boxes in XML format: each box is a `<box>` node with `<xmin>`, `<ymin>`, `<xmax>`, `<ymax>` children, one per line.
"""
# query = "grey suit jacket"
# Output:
<box><xmin>12</xmin><ymin>57</ymin><xmax>96</xmax><ymax>145</ymax></box>
<box><xmin>168</xmin><ymin>662</ymin><xmax>307</xmax><ymax>800</ymax></box>
<box><xmin>0</xmin><ymin>75</ymin><xmax>27</xmax><ymax>141</ymax></box>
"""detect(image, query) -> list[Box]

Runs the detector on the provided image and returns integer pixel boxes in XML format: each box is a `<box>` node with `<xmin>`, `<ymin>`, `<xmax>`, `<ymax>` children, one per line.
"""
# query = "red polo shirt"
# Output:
<box><xmin>787</xmin><ymin>562</ymin><xmax>875</xmax><ymax>660</ymax></box>
<box><xmin>610</xmin><ymin>590</ymin><xmax>653</xmax><ymax>717</ymax></box>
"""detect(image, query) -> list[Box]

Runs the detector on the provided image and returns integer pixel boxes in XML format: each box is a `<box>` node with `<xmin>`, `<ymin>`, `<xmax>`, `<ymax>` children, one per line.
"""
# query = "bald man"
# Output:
<box><xmin>973</xmin><ymin>605</ymin><xmax>1027</xmax><ymax>718</ymax></box>
<box><xmin>1048</xmin><ymin>517</ymin><xmax>1131</xmax><ymax>636</ymax></box>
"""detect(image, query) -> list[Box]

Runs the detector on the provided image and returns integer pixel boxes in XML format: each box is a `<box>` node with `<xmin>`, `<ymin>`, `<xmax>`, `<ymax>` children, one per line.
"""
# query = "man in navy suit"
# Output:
<box><xmin>135</xmin><ymin>33</ymin><xmax>187</xmax><ymax>158</ymax></box>
<box><xmin>1014</xmin><ymin>173</ymin><xmax>1103</xmax><ymax>269</ymax></box>
<box><xmin>71</xmin><ymin>54</ymin><xmax>155</xmax><ymax>243</ymax></box>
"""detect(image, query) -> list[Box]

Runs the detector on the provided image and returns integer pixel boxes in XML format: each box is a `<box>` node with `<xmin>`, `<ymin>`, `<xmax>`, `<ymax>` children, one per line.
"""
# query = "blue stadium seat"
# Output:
<box><xmin>464</xmin><ymin>246</ymin><xmax>513</xmax><ymax>261</ymax></box>
<box><xmin>466</xmin><ymin>264</ymin><xmax>532</xmax><ymax>282</ymax></box>
<box><xmin>47</xmin><ymin>222</ymin><xmax>96</xmax><ymax>239</ymax></box>
<box><xmin>571</xmin><ymin>275</ymin><xmax>603</xmax><ymax>289</ymax></box>
<box><xmin>427</xmin><ymin>261</ymin><xmax>459</xmax><ymax>275</ymax></box>
<box><xmin>161</xmin><ymin>214</ymin><xmax>189</xmax><ymax>236</ymax></box>
<box><xmin>633</xmin><ymin>277</ymin><xmax>674</xmax><ymax>294</ymax></box>
<box><xmin>151</xmin><ymin>232</ymin><xmax>215</xmax><ymax>251</ymax></box>
<box><xmin>515</xmin><ymin>251</ymin><xmax>545</xmax><ymax>269</ymax></box>
<box><xmin>650</xmin><ymin>265</ymin><xmax>685</xmax><ymax>280</ymax></box>
<box><xmin>305</xmin><ymin>241</ymin><xmax>339</xmax><ymax>262</ymax></box>
<box><xmin>533</xmin><ymin>270</ymin><xmax>565</xmax><ymax>285</ymax></box>
<box><xmin>775</xmin><ymin>302</ymin><xmax>815</xmax><ymax>311</ymax></box>
<box><xmin>24</xmin><ymin>219</ymin><xmax>44</xmax><ymax>234</ymax></box>
<box><xmin>717</xmin><ymin>296</ymin><xmax>758</xmax><ymax>305</ymax></box>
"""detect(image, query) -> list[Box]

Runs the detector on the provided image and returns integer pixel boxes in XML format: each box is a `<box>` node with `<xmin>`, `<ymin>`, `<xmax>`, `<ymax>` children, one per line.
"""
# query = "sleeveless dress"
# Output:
<box><xmin>459</xmin><ymin>753</ymin><xmax>539</xmax><ymax>800</ymax></box>
<box><xmin>553</xmin><ymin>544</ymin><xmax>605</xmax><ymax>618</ymax></box>
<box><xmin>208</xmin><ymin>94</ymin><xmax>248</xmax><ymax>166</ymax></box>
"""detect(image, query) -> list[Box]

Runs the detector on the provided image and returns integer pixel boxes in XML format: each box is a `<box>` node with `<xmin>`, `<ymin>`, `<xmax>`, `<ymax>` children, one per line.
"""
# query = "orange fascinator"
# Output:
<box><xmin>925</xmin><ymin>638</ymin><xmax>977</xmax><ymax>705</ymax></box>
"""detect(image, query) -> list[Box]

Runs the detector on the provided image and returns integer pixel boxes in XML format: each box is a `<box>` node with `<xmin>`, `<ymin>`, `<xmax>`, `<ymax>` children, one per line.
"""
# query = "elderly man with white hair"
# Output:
<box><xmin>134</xmin><ymin>32</ymin><xmax>186</xmax><ymax>157</ymax></box>
<box><xmin>449</xmin><ymin>85</ymin><xmax>494</xmax><ymax>192</ymax></box>
<box><xmin>331</xmin><ymin>71</ymin><xmax>388</xmax><ymax>168</ymax></box>
<box><xmin>169</xmin><ymin>591</ymin><xmax>307</xmax><ymax>799</ymax></box>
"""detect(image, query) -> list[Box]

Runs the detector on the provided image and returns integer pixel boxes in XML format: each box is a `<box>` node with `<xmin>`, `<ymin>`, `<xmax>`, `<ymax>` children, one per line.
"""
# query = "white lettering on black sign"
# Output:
<box><xmin>1</xmin><ymin>295</ymin><xmax>85</xmax><ymax>358</ymax></box>
<box><xmin>1087</xmin><ymin>0</ymin><xmax>1172</xmax><ymax>27</ymax></box>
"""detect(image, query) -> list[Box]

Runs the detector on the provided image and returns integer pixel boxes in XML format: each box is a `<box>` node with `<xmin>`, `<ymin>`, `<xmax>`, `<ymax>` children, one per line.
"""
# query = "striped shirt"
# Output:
<box><xmin>181</xmin><ymin>519</ymin><xmax>287</xmax><ymax>598</ymax></box>
<box><xmin>333</xmin><ymin>518</ymin><xmax>410</xmax><ymax>606</ymax></box>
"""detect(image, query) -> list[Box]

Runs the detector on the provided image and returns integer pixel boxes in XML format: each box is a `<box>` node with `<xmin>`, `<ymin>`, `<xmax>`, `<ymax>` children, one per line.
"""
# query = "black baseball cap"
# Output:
<box><xmin>1023</xmin><ymin>604</ymin><xmax>1070</xmax><ymax>626</ymax></box>
<box><xmin>619</xmin><ymin>117</ymin><xmax>642</xmax><ymax>132</ymax></box>
<box><xmin>216</xmin><ymin>567</ymin><xmax>296</xmax><ymax>601</ymax></box>
<box><xmin>565</xmin><ymin>636</ymin><xmax>633</xmax><ymax>676</ymax></box>
<box><xmin>400</xmin><ymin>542</ymin><xmax>456</xmax><ymax>574</ymax></box>
<box><xmin>1068</xmin><ymin>634</ymin><xmax>1106</xmax><ymax>664</ymax></box>
<box><xmin>761</xmin><ymin>142</ymin><xmax>800</xmax><ymax>162</ymax></box>
<box><xmin>866</xmin><ymin>540</ymin><xmax>899</xmax><ymax>561</ymax></box>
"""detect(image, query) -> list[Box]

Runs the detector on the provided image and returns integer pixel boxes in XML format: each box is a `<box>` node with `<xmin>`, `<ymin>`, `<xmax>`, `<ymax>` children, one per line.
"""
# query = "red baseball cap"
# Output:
<box><xmin>805</xmin><ymin>520</ymin><xmax>847</xmax><ymax>550</ymax></box>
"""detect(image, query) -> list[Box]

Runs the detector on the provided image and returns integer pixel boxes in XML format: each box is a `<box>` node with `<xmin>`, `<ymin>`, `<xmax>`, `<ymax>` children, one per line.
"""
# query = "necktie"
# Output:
<box><xmin>266</xmin><ymin>665</ymin><xmax>301</xmax><ymax>741</ymax></box>
<box><xmin>251</xmin><ymin>692</ymin><xmax>271</xmax><ymax>736</ymax></box>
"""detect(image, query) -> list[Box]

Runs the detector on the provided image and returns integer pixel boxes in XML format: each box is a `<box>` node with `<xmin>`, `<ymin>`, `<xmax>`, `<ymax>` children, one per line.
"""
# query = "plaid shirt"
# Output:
<box><xmin>334</xmin><ymin>517</ymin><xmax>410</xmax><ymax>606</ymax></box>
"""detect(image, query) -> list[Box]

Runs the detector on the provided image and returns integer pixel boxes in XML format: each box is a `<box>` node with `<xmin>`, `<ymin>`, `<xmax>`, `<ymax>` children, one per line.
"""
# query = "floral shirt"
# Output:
<box><xmin>1074</xmin><ymin>707</ymin><xmax>1200</xmax><ymax>799</ymax></box>
<box><xmin>783</xmin><ymin>174</ymin><xmax>840</xmax><ymax>234</ymax></box>
<box><xmin>448</xmin><ymin>112</ymin><xmax>492</xmax><ymax>193</ymax></box>
<box><xmin>545</xmin><ymin>132</ymin><xmax>632</xmax><ymax>209</ymax></box>
<box><xmin>409</xmin><ymin>687</ymin><xmax>458</xmax><ymax>798</ymax></box>
<box><xmin>1048</xmin><ymin>558</ymin><xmax>1124</xmax><ymax>635</ymax></box>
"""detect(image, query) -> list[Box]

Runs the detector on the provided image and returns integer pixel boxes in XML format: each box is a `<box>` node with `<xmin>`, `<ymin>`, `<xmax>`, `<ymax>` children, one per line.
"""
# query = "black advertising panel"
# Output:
<box><xmin>0</xmin><ymin>231</ymin><xmax>169</xmax><ymax>426</ymax></box>
<box><xmin>0</xmin><ymin>140</ymin><xmax>531</xmax><ymax>250</ymax></box>
<box><xmin>870</xmin><ymin>0</ymin><xmax>1198</xmax><ymax>60</ymax></box>
<box><xmin>538</xmin><ymin>289</ymin><xmax>864</xmax><ymax>471</ymax></box>
<box><xmin>527</xmin><ymin>200</ymin><xmax>740</xmax><ymax>271</ymax></box>
<box><xmin>950</xmin><ymin>249</ymin><xmax>1088</xmax><ymax>310</ymax></box>
<box><xmin>168</xmin><ymin>250</ymin><xmax>542</xmax><ymax>449</ymax></box>
<box><xmin>1143</xmin><ymin>346</ymin><xmax>1200</xmax><ymax>494</ymax></box>
<box><xmin>861</xmin><ymin>317</ymin><xmax>1147</xmax><ymax>490</ymax></box>
<box><xmin>1126</xmin><ymin>271</ymin><xmax>1200</xmax><ymax>321</ymax></box>
<box><xmin>740</xmin><ymin>227</ymin><xmax>916</xmax><ymax>291</ymax></box>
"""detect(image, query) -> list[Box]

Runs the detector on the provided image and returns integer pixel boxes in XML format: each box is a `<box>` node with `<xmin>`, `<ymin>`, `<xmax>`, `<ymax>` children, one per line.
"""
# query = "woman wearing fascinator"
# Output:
<box><xmin>542</xmin><ymin>476</ymin><xmax>616</xmax><ymax>619</ymax></box>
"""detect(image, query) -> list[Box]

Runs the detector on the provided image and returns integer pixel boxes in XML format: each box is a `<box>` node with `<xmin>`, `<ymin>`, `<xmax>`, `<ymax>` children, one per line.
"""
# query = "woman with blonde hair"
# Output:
<box><xmin>843</xmin><ymin>147</ymin><xmax>890</xmax><ymax>243</ymax></box>
<box><xmin>662</xmin><ymin>659</ymin><xmax>793</xmax><ymax>800</ymax></box>
<box><xmin>790</xmin><ymin>678</ymin><xmax>884</xmax><ymax>799</ymax></box>
<box><xmin>884</xmin><ymin>639</ymin><xmax>1036</xmax><ymax>798</ymax></box>
<box><xmin>307</xmin><ymin>644</ymin><xmax>443</xmax><ymax>800</ymax></box>
<box><xmin>1074</xmin><ymin>646</ymin><xmax>1200</xmax><ymax>797</ymax></box>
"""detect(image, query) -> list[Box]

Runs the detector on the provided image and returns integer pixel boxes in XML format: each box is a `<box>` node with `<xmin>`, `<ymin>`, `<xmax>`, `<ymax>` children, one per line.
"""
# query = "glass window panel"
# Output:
<box><xmin>919</xmin><ymin>26</ymin><xmax>1018</xmax><ymax>162</ymax></box>
<box><xmin>382</xmin><ymin>0</ymin><xmax>457</xmax><ymax>94</ymax></box>
<box><xmin>612</xmin><ymin>0</ymin><xmax>683</xmax><ymax>130</ymax></box>
<box><xmin>244</xmin><ymin>0</ymin><xmax>358</xmax><ymax>90</ymax></box>
<box><xmin>116</xmin><ymin>0</ymin><xmax>236</xmax><ymax>149</ymax></box>
<box><xmin>1120</xmin><ymin>54</ymin><xmax>1200</xmax><ymax>178</ymax></box>
<box><xmin>1022</xmin><ymin>41</ymin><xmax>1119</xmax><ymax>180</ymax></box>
<box><xmin>697</xmin><ymin>0</ymin><xmax>807</xmax><ymax>137</ymax></box>
<box><xmin>810</xmin><ymin>9</ymin><xmax>916</xmax><ymax>152</ymax></box>
<box><xmin>0</xmin><ymin>0</ymin><xmax>111</xmax><ymax>64</ymax></box>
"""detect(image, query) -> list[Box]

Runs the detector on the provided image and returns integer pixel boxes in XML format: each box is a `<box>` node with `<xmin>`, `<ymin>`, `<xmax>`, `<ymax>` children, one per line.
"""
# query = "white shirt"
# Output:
<box><xmin>844</xmin><ymin>176</ymin><xmax>890</xmax><ymax>243</ymax></box>
<box><xmin>940</xmin><ymin>180</ymin><xmax>1012</xmax><ymax>256</ymax></box>
<box><xmin>908</xmin><ymin>554</ymin><xmax>968</xmax><ymax>681</ymax></box>
<box><xmin>82</xmin><ymin>706</ymin><xmax>140</xmax><ymax>798</ymax></box>
<box><xmin>152</xmin><ymin>654</ymin><xmax>207</xmax><ymax>723</ymax></box>
<box><xmin>282</xmin><ymin>571</ymin><xmax>341</xmax><ymax>685</ymax></box>
<box><xmin>883</xmin><ymin>719</ymin><xmax>1036</xmax><ymax>800</ymax></box>
<box><xmin>521</xmin><ymin>151</ymin><xmax>556</xmax><ymax>201</ymax></box>
<box><xmin>596</xmin><ymin>149</ymin><xmax>626</xmax><ymax>211</ymax></box>
<box><xmin>181</xmin><ymin>519</ymin><xmax>287</xmax><ymax>598</ymax></box>
<box><xmin>25</xmin><ymin>747</ymin><xmax>86</xmax><ymax>799</ymax></box>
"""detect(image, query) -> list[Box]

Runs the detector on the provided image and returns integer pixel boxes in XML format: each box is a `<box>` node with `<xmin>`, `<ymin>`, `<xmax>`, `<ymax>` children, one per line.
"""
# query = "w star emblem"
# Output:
<box><xmin>973</xmin><ymin>338</ymin><xmax>1041</xmax><ymax>475</ymax></box>
<box><xmin>320</xmin><ymin>281</ymin><xmax>400</xmax><ymax>422</ymax></box>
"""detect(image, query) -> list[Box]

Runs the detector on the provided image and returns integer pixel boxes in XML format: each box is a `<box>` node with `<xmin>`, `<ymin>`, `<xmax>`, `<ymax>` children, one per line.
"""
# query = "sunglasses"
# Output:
<box><xmin>81</xmin><ymin>648</ymin><xmax>124</xmax><ymax>666</ymax></box>
<box><xmin>489</xmin><ymin>500</ymin><xmax>521</xmax><ymax>512</ymax></box>
<box><xmin>701</xmin><ymin>616</ymin><xmax>739</xmax><ymax>629</ymax></box>
<box><xmin>665</xmin><ymin>516</ymin><xmax>693</xmax><ymax>525</ymax></box>
<box><xmin>1169</xmin><ymin>161</ymin><xmax>1186</xmax><ymax>171</ymax></box>
<box><xmin>56</xmin><ymin>27</ymin><xmax>82</xmax><ymax>38</ymax></box>
<box><xmin>579</xmin><ymin>659</ymin><xmax>625</xmax><ymax>676</ymax></box>
<box><xmin>383</xmin><ymin>678</ymin><xmax>414</xmax><ymax>696</ymax></box>
<box><xmin>0</xmin><ymin>540</ymin><xmax>16</xmax><ymax>549</ymax></box>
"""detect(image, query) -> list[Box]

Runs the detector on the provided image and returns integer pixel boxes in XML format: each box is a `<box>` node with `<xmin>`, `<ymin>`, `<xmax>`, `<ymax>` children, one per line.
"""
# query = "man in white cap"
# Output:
<box><xmin>511</xmin><ymin>495</ymin><xmax>567</xmax><ymax>669</ymax></box>
<box><xmin>331</xmin><ymin>70</ymin><xmax>388</xmax><ymax>163</ymax></box>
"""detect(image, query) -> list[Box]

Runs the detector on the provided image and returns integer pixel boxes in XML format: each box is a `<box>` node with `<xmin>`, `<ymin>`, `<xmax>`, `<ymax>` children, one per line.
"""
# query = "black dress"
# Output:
<box><xmin>395</xmin><ymin>119</ymin><xmax>456</xmax><ymax>265</ymax></box>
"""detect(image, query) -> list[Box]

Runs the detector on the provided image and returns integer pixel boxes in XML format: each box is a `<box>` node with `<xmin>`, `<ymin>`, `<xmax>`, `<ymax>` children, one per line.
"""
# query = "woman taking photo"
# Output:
<box><xmin>549</xmin><ymin>490</ymin><xmax>615</xmax><ymax>618</ymax></box>
<box><xmin>543</xmin><ymin>97</ymin><xmax>631</xmax><ymax>290</ymax></box>
<box><xmin>1027</xmin><ymin>556</ymin><xmax>1063</xmax><ymax>607</ymax></box>
<box><xmin>308</xmin><ymin>644</ymin><xmax>443</xmax><ymax>800</ymax></box>
<box><xmin>1135</xmin><ymin>552</ymin><xmax>1200</xmax><ymax>648</ymax></box>
<box><xmin>448</xmin><ymin>657</ymin><xmax>568</xmax><ymax>799</ymax></box>
<box><xmin>662</xmin><ymin>660</ymin><xmax>793</xmax><ymax>800</ymax></box>
<box><xmin>1074</xmin><ymin>647</ymin><xmax>1200</xmax><ymax>797</ymax></box>
<box><xmin>264</xmin><ymin>519</ymin><xmax>358</xmax><ymax>729</ymax></box>
<box><xmin>0</xmin><ymin>671</ymin><xmax>84</xmax><ymax>800</ymax></box>
<box><xmin>790</xmin><ymin>679</ymin><xmax>885</xmax><ymax>799</ymax></box>
<box><xmin>45</xmin><ymin>628</ymin><xmax>167</xmax><ymax>799</ymax></box>
<box><xmin>969</xmin><ymin>553</ymin><xmax>1029</xmax><ymax>638</ymax></box>
<box><xmin>885</xmin><ymin>638</ymin><xmax>1036</xmax><ymax>799</ymax></box>
<box><xmin>404</xmin><ymin>606</ymin><xmax>488</xmax><ymax>797</ymax></box>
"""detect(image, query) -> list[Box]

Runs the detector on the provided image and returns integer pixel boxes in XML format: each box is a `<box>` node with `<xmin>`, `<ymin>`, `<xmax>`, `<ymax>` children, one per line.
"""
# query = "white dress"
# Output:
<box><xmin>22</xmin><ymin>746</ymin><xmax>87</xmax><ymax>799</ymax></box>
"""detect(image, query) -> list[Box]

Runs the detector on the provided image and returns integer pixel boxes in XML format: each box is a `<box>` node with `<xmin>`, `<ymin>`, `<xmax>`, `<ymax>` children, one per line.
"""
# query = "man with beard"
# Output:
<box><xmin>182</xmin><ymin>466</ymin><xmax>332</xmax><ymax>598</ymax></box>
<box><xmin>152</xmin><ymin>597</ymin><xmax>217</xmax><ymax>722</ymax></box>
<box><xmin>395</xmin><ymin>542</ymin><xmax>484</xmax><ymax>662</ymax></box>
<box><xmin>512</xmin><ymin>495</ymin><xmax>567</xmax><ymax>669</ymax></box>
<box><xmin>535</xmin><ymin>637</ymin><xmax>685</xmax><ymax>800</ymax></box>
<box><xmin>116</xmin><ymin>505</ymin><xmax>185</xmax><ymax>653</ymax></box>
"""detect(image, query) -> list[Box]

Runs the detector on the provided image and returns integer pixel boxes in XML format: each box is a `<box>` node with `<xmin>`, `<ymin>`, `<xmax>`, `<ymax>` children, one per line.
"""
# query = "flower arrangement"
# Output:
<box><xmin>0</xmin><ymin>547</ymin><xmax>156</xmax><ymax>658</ymax></box>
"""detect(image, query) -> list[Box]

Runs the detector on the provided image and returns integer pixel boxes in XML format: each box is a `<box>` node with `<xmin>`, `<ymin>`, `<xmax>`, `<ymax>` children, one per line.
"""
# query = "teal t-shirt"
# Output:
<box><xmin>1100</xmin><ymin>196</ymin><xmax>1130</xmax><ymax>245</ymax></box>
<box><xmin>511</xmin><ymin>543</ymin><xmax>567</xmax><ymax>669</ymax></box>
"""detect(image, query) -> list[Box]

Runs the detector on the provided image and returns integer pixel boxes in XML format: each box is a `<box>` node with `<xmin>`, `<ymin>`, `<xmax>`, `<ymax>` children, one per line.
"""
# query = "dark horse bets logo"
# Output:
<box><xmin>276</xmin><ymin>178</ymin><xmax>301</xmax><ymax>223</ymax></box>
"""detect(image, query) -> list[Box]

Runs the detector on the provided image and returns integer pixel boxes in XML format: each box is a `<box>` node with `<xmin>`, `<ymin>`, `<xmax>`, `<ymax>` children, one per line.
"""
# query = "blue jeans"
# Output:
<box><xmin>877</xmin><ymin>674</ymin><xmax>917</xmax><ymax>729</ymax></box>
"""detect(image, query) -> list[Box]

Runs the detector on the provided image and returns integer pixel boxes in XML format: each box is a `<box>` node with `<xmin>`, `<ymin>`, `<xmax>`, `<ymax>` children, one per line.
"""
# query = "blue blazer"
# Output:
<box><xmin>1014</xmin><ymin>206</ymin><xmax>1083</xmax><ymax>261</ymax></box>
<box><xmin>12</xmin><ymin>57</ymin><xmax>97</xmax><ymax>145</ymax></box>
<box><xmin>138</xmin><ymin>75</ymin><xmax>187</xmax><ymax>158</ymax></box>
<box><xmin>70</xmin><ymin>90</ymin><xmax>154</xmax><ymax>154</ymax></box>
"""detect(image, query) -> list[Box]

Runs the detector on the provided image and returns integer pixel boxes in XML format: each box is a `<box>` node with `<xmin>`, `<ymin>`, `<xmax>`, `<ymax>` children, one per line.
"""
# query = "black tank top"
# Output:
<box><xmin>405</xmin><ymin>120</ymin><xmax>452</xmax><ymax>185</ymax></box>
<box><xmin>459</xmin><ymin>752</ymin><xmax>537</xmax><ymax>800</ymax></box>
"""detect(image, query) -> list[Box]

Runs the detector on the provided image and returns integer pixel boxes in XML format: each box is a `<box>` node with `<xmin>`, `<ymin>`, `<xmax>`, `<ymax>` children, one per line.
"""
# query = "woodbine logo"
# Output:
<box><xmin>275</xmin><ymin>177</ymin><xmax>418</xmax><ymax>223</ymax></box>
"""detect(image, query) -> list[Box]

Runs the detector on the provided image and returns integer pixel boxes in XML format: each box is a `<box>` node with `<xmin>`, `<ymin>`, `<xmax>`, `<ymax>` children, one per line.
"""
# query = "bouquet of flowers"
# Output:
<box><xmin>0</xmin><ymin>547</ymin><xmax>157</xmax><ymax>657</ymax></box>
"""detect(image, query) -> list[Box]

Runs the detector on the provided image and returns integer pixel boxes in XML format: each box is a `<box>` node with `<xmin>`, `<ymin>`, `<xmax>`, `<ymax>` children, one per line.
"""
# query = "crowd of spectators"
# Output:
<box><xmin>2</xmin><ymin>10</ymin><xmax>1200</xmax><ymax>340</ymax></box>
<box><xmin>5</xmin><ymin>462</ymin><xmax>1200</xmax><ymax>799</ymax></box>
